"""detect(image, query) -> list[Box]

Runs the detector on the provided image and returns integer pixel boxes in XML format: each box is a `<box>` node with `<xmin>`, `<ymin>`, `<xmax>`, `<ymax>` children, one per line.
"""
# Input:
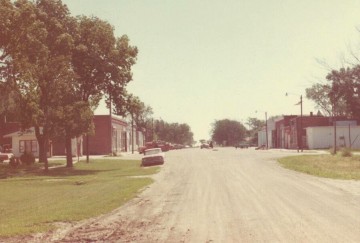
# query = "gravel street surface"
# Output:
<box><xmin>17</xmin><ymin>148</ymin><xmax>360</xmax><ymax>242</ymax></box>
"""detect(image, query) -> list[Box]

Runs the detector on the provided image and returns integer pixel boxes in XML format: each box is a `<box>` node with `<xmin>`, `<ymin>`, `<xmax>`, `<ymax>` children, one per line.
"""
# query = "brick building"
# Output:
<box><xmin>83</xmin><ymin>115</ymin><xmax>145</xmax><ymax>155</ymax></box>
<box><xmin>274</xmin><ymin>115</ymin><xmax>297</xmax><ymax>149</ymax></box>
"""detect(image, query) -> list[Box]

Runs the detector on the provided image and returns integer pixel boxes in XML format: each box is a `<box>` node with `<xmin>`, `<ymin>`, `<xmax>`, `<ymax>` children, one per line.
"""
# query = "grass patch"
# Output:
<box><xmin>278</xmin><ymin>154</ymin><xmax>360</xmax><ymax>180</ymax></box>
<box><xmin>0</xmin><ymin>159</ymin><xmax>159</xmax><ymax>237</ymax></box>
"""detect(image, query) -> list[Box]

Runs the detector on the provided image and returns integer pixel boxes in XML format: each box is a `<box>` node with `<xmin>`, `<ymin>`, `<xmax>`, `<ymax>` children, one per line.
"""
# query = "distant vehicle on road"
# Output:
<box><xmin>141</xmin><ymin>148</ymin><xmax>165</xmax><ymax>166</ymax></box>
<box><xmin>173</xmin><ymin>144</ymin><xmax>185</xmax><ymax>149</ymax></box>
<box><xmin>200</xmin><ymin>143</ymin><xmax>209</xmax><ymax>149</ymax></box>
<box><xmin>235</xmin><ymin>143</ymin><xmax>249</xmax><ymax>149</ymax></box>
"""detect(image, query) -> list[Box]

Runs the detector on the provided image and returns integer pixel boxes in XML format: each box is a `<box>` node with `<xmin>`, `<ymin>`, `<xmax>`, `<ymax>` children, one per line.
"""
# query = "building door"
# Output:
<box><xmin>122</xmin><ymin>131</ymin><xmax>127</xmax><ymax>152</ymax></box>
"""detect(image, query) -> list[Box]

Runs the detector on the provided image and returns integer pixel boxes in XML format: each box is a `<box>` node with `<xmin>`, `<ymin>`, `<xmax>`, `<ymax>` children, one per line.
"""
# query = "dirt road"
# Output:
<box><xmin>30</xmin><ymin>148</ymin><xmax>360</xmax><ymax>242</ymax></box>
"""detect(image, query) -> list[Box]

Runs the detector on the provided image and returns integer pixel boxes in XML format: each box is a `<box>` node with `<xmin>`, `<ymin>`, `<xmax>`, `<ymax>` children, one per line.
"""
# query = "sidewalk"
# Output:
<box><xmin>49</xmin><ymin>152</ymin><xmax>143</xmax><ymax>162</ymax></box>
<box><xmin>267</xmin><ymin>148</ymin><xmax>329</xmax><ymax>154</ymax></box>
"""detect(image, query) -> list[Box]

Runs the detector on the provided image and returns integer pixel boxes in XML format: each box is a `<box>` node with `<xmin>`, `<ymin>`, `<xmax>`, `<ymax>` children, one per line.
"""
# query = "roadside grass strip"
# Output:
<box><xmin>278</xmin><ymin>154</ymin><xmax>360</xmax><ymax>180</ymax></box>
<box><xmin>0</xmin><ymin>159</ymin><xmax>159</xmax><ymax>237</ymax></box>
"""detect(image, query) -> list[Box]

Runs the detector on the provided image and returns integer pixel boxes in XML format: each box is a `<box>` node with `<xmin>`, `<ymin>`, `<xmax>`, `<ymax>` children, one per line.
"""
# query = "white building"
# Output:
<box><xmin>258</xmin><ymin>116</ymin><xmax>282</xmax><ymax>148</ymax></box>
<box><xmin>3</xmin><ymin>128</ymin><xmax>45</xmax><ymax>157</ymax></box>
<box><xmin>306</xmin><ymin>125</ymin><xmax>360</xmax><ymax>149</ymax></box>
<box><xmin>3</xmin><ymin>127</ymin><xmax>82</xmax><ymax>158</ymax></box>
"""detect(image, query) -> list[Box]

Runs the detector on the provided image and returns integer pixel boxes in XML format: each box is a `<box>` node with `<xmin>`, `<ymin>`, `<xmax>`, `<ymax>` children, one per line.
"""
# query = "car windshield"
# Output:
<box><xmin>144</xmin><ymin>149</ymin><xmax>161</xmax><ymax>155</ymax></box>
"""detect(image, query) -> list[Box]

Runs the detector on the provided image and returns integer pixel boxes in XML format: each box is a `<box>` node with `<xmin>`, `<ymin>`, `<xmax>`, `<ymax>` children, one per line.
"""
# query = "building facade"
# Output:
<box><xmin>264</xmin><ymin>112</ymin><xmax>358</xmax><ymax>150</ymax></box>
<box><xmin>3</xmin><ymin>127</ymin><xmax>52</xmax><ymax>157</ymax></box>
<box><xmin>274</xmin><ymin>115</ymin><xmax>297</xmax><ymax>149</ymax></box>
<box><xmin>258</xmin><ymin>116</ymin><xmax>281</xmax><ymax>148</ymax></box>
<box><xmin>2</xmin><ymin>115</ymin><xmax>145</xmax><ymax>157</ymax></box>
<box><xmin>306</xmin><ymin>125</ymin><xmax>360</xmax><ymax>149</ymax></box>
<box><xmin>83</xmin><ymin>115</ymin><xmax>145</xmax><ymax>155</ymax></box>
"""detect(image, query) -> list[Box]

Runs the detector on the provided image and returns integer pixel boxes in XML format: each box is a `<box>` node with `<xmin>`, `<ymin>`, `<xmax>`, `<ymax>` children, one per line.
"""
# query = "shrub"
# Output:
<box><xmin>341</xmin><ymin>148</ymin><xmax>352</xmax><ymax>157</ymax></box>
<box><xmin>9</xmin><ymin>157</ymin><xmax>20</xmax><ymax>168</ymax></box>
<box><xmin>20</xmin><ymin>152</ymin><xmax>35</xmax><ymax>165</ymax></box>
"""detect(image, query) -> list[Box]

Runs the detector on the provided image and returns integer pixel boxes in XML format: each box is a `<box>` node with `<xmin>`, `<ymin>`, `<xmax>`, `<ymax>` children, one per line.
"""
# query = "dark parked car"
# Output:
<box><xmin>200</xmin><ymin>143</ymin><xmax>209</xmax><ymax>149</ymax></box>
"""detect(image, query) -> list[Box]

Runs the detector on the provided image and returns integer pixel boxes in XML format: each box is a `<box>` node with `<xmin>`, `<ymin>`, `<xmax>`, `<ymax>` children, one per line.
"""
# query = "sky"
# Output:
<box><xmin>62</xmin><ymin>0</ymin><xmax>360</xmax><ymax>142</ymax></box>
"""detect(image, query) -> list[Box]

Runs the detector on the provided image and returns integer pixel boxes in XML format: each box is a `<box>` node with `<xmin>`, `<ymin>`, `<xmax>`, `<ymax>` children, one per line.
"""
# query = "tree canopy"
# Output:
<box><xmin>0</xmin><ymin>0</ymin><xmax>137</xmax><ymax>169</ymax></box>
<box><xmin>306</xmin><ymin>64</ymin><xmax>360</xmax><ymax>120</ymax></box>
<box><xmin>152</xmin><ymin>119</ymin><xmax>194</xmax><ymax>146</ymax></box>
<box><xmin>246</xmin><ymin>117</ymin><xmax>264</xmax><ymax>145</ymax></box>
<box><xmin>211</xmin><ymin>119</ymin><xmax>246</xmax><ymax>146</ymax></box>
<box><xmin>0</xmin><ymin>0</ymin><xmax>77</xmax><ymax>168</ymax></box>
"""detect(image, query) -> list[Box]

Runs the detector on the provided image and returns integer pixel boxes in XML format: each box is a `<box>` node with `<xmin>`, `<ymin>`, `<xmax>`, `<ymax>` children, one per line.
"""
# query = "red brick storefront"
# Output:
<box><xmin>83</xmin><ymin>115</ymin><xmax>128</xmax><ymax>155</ymax></box>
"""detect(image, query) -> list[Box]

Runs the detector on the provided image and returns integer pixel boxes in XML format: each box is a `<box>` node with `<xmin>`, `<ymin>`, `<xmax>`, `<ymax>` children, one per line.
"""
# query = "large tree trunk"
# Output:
<box><xmin>35</xmin><ymin>126</ymin><xmax>49</xmax><ymax>172</ymax></box>
<box><xmin>131</xmin><ymin>116</ymin><xmax>134</xmax><ymax>154</ymax></box>
<box><xmin>86</xmin><ymin>134</ymin><xmax>89</xmax><ymax>163</ymax></box>
<box><xmin>65</xmin><ymin>134</ymin><xmax>73</xmax><ymax>167</ymax></box>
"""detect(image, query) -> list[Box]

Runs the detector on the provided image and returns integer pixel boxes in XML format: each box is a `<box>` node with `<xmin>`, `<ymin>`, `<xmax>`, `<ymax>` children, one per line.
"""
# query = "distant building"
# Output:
<box><xmin>3</xmin><ymin>128</ymin><xmax>51</xmax><ymax>157</ymax></box>
<box><xmin>274</xmin><ymin>115</ymin><xmax>297</xmax><ymax>149</ymax></box>
<box><xmin>83</xmin><ymin>115</ymin><xmax>145</xmax><ymax>155</ymax></box>
<box><xmin>1</xmin><ymin>115</ymin><xmax>145</xmax><ymax>157</ymax></box>
<box><xmin>258</xmin><ymin>116</ymin><xmax>282</xmax><ymax>148</ymax></box>
<box><xmin>259</xmin><ymin>112</ymin><xmax>359</xmax><ymax>150</ymax></box>
<box><xmin>306</xmin><ymin>125</ymin><xmax>360</xmax><ymax>149</ymax></box>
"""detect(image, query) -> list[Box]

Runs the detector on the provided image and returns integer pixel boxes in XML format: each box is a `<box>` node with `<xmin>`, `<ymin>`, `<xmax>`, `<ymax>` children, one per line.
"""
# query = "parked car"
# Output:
<box><xmin>235</xmin><ymin>143</ymin><xmax>249</xmax><ymax>149</ymax></box>
<box><xmin>138</xmin><ymin>141</ymin><xmax>172</xmax><ymax>154</ymax></box>
<box><xmin>141</xmin><ymin>148</ymin><xmax>165</xmax><ymax>166</ymax></box>
<box><xmin>173</xmin><ymin>144</ymin><xmax>185</xmax><ymax>149</ymax></box>
<box><xmin>200</xmin><ymin>143</ymin><xmax>209</xmax><ymax>149</ymax></box>
<box><xmin>0</xmin><ymin>153</ymin><xmax>14</xmax><ymax>163</ymax></box>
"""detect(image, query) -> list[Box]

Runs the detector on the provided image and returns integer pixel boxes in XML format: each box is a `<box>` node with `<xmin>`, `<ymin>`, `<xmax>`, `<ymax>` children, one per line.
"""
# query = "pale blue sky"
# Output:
<box><xmin>63</xmin><ymin>0</ymin><xmax>360</xmax><ymax>141</ymax></box>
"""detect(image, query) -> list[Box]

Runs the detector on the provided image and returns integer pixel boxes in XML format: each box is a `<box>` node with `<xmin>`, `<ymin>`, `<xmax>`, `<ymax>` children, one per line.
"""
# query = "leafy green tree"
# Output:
<box><xmin>0</xmin><ymin>0</ymin><xmax>75</xmax><ymax>171</ymax></box>
<box><xmin>123</xmin><ymin>95</ymin><xmax>153</xmax><ymax>144</ymax></box>
<box><xmin>0</xmin><ymin>0</ymin><xmax>20</xmax><ymax>121</ymax></box>
<box><xmin>0</xmin><ymin>0</ymin><xmax>137</xmax><ymax>168</ymax></box>
<box><xmin>134</xmin><ymin>103</ymin><xmax>153</xmax><ymax>131</ymax></box>
<box><xmin>152</xmin><ymin>119</ymin><xmax>194</xmax><ymax>145</ymax></box>
<box><xmin>211</xmin><ymin>119</ymin><xmax>246</xmax><ymax>146</ymax></box>
<box><xmin>199</xmin><ymin>139</ymin><xmax>207</xmax><ymax>144</ymax></box>
<box><xmin>326</xmin><ymin>66</ymin><xmax>360</xmax><ymax>119</ymax></box>
<box><xmin>305</xmin><ymin>83</ymin><xmax>347</xmax><ymax>116</ymax></box>
<box><xmin>122</xmin><ymin>94</ymin><xmax>142</xmax><ymax>153</ymax></box>
<box><xmin>175</xmin><ymin>123</ymin><xmax>194</xmax><ymax>145</ymax></box>
<box><xmin>73</xmin><ymin>16</ymin><xmax>138</xmax><ymax>160</ymax></box>
<box><xmin>246</xmin><ymin>117</ymin><xmax>264</xmax><ymax>145</ymax></box>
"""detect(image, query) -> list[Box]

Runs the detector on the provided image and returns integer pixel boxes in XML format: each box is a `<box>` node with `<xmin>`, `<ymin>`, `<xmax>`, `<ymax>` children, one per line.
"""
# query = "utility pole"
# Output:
<box><xmin>333</xmin><ymin>102</ymin><xmax>337</xmax><ymax>154</ymax></box>
<box><xmin>265</xmin><ymin>112</ymin><xmax>268</xmax><ymax>149</ymax></box>
<box><xmin>131</xmin><ymin>114</ymin><xmax>134</xmax><ymax>154</ymax></box>
<box><xmin>299</xmin><ymin>95</ymin><xmax>303</xmax><ymax>152</ymax></box>
<box><xmin>286</xmin><ymin>92</ymin><xmax>303</xmax><ymax>152</ymax></box>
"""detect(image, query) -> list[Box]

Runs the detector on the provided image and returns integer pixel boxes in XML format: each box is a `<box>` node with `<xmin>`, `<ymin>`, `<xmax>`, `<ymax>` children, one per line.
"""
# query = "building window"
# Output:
<box><xmin>19</xmin><ymin>141</ymin><xmax>24</xmax><ymax>153</ymax></box>
<box><xmin>31</xmin><ymin>140</ymin><xmax>37</xmax><ymax>152</ymax></box>
<box><xmin>19</xmin><ymin>140</ymin><xmax>37</xmax><ymax>154</ymax></box>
